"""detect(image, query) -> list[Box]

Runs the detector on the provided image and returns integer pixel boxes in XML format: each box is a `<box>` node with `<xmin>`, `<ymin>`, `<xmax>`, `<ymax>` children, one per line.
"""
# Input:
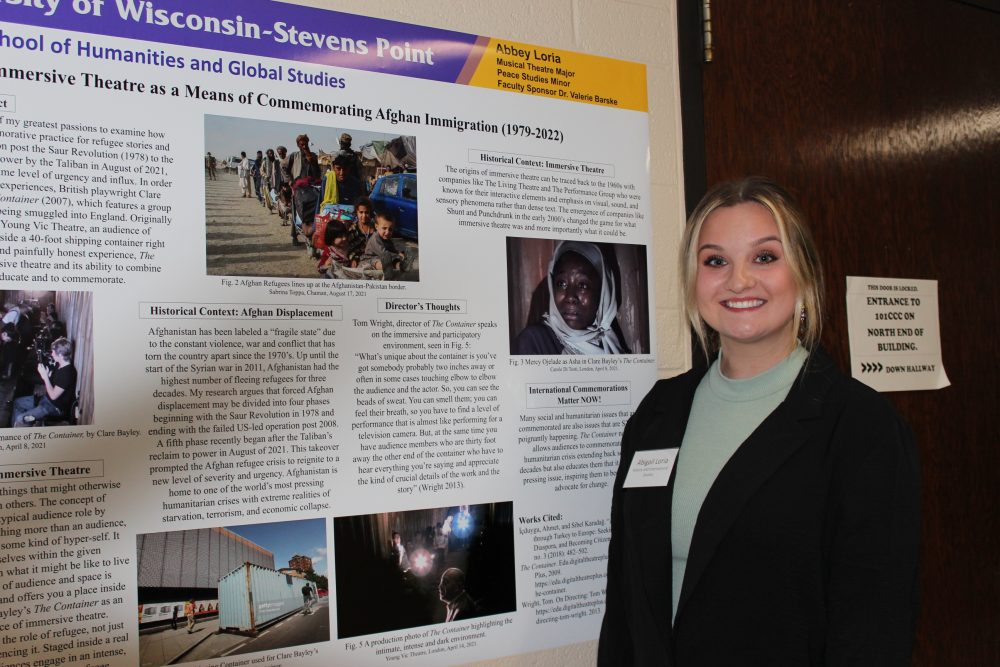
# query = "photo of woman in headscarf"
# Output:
<box><xmin>507</xmin><ymin>238</ymin><xmax>649</xmax><ymax>355</ymax></box>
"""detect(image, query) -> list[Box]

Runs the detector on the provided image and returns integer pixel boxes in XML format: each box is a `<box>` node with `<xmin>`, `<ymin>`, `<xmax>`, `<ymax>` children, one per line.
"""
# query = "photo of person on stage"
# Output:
<box><xmin>507</xmin><ymin>238</ymin><xmax>650</xmax><ymax>355</ymax></box>
<box><xmin>334</xmin><ymin>502</ymin><xmax>515</xmax><ymax>638</ymax></box>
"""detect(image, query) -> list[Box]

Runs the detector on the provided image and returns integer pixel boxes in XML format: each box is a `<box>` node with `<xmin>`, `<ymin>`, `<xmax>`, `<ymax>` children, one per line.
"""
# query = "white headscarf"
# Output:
<box><xmin>543</xmin><ymin>241</ymin><xmax>624</xmax><ymax>355</ymax></box>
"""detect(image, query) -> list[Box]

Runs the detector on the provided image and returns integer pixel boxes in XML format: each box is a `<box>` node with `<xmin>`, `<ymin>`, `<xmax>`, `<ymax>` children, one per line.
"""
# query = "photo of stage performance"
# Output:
<box><xmin>334</xmin><ymin>502</ymin><xmax>515</xmax><ymax>638</ymax></box>
<box><xmin>0</xmin><ymin>290</ymin><xmax>94</xmax><ymax>428</ymax></box>
<box><xmin>506</xmin><ymin>238</ymin><xmax>650</xmax><ymax>355</ymax></box>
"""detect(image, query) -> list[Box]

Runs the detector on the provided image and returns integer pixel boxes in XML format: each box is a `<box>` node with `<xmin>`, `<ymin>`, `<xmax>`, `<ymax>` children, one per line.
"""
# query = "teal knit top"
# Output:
<box><xmin>671</xmin><ymin>346</ymin><xmax>808</xmax><ymax>623</ymax></box>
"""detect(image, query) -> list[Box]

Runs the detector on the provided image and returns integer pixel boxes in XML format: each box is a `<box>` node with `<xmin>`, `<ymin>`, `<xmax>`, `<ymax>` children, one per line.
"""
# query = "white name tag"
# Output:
<box><xmin>623</xmin><ymin>448</ymin><xmax>678</xmax><ymax>488</ymax></box>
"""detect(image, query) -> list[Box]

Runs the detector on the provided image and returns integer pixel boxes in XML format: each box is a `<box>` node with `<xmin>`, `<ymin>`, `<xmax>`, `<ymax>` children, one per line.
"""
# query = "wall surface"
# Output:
<box><xmin>299</xmin><ymin>1</ymin><xmax>687</xmax><ymax>665</ymax></box>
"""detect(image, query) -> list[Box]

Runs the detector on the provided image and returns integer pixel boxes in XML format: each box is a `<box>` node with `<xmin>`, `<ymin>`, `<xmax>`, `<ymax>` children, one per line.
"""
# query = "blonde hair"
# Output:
<box><xmin>680</xmin><ymin>177</ymin><xmax>824</xmax><ymax>357</ymax></box>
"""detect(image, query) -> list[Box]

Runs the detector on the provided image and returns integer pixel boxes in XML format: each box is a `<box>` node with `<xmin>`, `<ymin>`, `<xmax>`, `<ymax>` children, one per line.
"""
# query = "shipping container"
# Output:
<box><xmin>218</xmin><ymin>562</ymin><xmax>317</xmax><ymax>634</ymax></box>
<box><xmin>136</xmin><ymin>527</ymin><xmax>275</xmax><ymax>589</ymax></box>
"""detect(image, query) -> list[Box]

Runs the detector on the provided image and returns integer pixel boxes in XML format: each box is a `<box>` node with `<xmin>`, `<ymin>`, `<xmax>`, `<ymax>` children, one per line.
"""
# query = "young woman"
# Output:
<box><xmin>599</xmin><ymin>177</ymin><xmax>920</xmax><ymax>665</ymax></box>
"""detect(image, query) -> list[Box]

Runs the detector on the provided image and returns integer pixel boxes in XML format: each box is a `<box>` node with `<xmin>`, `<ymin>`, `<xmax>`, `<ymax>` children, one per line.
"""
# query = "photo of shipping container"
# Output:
<box><xmin>218</xmin><ymin>562</ymin><xmax>318</xmax><ymax>635</ymax></box>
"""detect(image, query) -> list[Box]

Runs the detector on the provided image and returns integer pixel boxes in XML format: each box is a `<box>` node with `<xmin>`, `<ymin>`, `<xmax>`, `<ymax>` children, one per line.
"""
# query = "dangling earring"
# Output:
<box><xmin>798</xmin><ymin>305</ymin><xmax>807</xmax><ymax>338</ymax></box>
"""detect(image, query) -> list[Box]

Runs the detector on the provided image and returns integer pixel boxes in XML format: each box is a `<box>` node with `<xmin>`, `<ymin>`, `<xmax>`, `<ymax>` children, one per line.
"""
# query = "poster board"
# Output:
<box><xmin>0</xmin><ymin>2</ymin><xmax>655</xmax><ymax>665</ymax></box>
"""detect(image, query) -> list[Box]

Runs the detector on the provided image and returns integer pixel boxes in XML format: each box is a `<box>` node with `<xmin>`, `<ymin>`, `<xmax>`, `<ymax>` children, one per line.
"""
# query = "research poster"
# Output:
<box><xmin>0</xmin><ymin>2</ymin><xmax>655</xmax><ymax>665</ymax></box>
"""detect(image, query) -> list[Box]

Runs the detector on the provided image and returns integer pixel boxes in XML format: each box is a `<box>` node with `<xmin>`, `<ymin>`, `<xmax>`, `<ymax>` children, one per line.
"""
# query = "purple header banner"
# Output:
<box><xmin>0</xmin><ymin>0</ymin><xmax>480</xmax><ymax>83</ymax></box>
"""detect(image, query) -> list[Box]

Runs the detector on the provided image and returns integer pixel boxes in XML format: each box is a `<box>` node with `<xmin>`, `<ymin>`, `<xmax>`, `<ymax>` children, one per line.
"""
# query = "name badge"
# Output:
<box><xmin>623</xmin><ymin>448</ymin><xmax>678</xmax><ymax>488</ymax></box>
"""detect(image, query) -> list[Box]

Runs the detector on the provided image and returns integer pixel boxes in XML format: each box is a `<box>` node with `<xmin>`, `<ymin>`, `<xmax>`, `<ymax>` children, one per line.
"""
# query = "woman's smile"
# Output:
<box><xmin>720</xmin><ymin>298</ymin><xmax>766</xmax><ymax>310</ymax></box>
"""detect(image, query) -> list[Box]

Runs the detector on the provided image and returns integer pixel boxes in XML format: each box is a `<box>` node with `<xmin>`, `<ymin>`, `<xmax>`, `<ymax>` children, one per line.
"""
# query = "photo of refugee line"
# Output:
<box><xmin>334</xmin><ymin>502</ymin><xmax>515</xmax><ymax>639</ymax></box>
<box><xmin>204</xmin><ymin>114</ymin><xmax>418</xmax><ymax>281</ymax></box>
<box><xmin>136</xmin><ymin>519</ymin><xmax>328</xmax><ymax>666</ymax></box>
<box><xmin>0</xmin><ymin>290</ymin><xmax>94</xmax><ymax>428</ymax></box>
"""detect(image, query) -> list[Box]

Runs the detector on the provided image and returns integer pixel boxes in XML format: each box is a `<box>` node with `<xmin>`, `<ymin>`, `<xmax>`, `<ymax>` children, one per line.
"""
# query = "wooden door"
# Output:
<box><xmin>679</xmin><ymin>1</ymin><xmax>1000</xmax><ymax>663</ymax></box>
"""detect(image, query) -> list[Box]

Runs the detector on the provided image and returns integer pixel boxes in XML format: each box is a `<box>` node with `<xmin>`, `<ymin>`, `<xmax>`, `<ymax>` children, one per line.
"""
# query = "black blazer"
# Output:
<box><xmin>598</xmin><ymin>349</ymin><xmax>920</xmax><ymax>666</ymax></box>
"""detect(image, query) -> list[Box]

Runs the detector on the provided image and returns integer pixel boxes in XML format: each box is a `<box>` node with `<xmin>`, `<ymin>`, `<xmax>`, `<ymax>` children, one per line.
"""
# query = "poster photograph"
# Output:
<box><xmin>204</xmin><ymin>115</ymin><xmax>418</xmax><ymax>281</ymax></box>
<box><xmin>136</xmin><ymin>519</ymin><xmax>329</xmax><ymax>665</ymax></box>
<box><xmin>0</xmin><ymin>1</ymin><xmax>654</xmax><ymax>665</ymax></box>
<box><xmin>506</xmin><ymin>238</ymin><xmax>650</xmax><ymax>355</ymax></box>
<box><xmin>0</xmin><ymin>290</ymin><xmax>94</xmax><ymax>428</ymax></box>
<box><xmin>333</xmin><ymin>502</ymin><xmax>515</xmax><ymax>639</ymax></box>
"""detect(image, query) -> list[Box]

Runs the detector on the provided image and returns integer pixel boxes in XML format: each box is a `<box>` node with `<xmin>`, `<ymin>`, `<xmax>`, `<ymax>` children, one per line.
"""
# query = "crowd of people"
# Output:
<box><xmin>209</xmin><ymin>132</ymin><xmax>415</xmax><ymax>280</ymax></box>
<box><xmin>2</xmin><ymin>301</ymin><xmax>78</xmax><ymax>427</ymax></box>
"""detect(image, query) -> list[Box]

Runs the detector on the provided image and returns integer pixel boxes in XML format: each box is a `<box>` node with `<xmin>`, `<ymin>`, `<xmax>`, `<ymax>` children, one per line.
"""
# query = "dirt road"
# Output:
<box><xmin>205</xmin><ymin>172</ymin><xmax>320</xmax><ymax>279</ymax></box>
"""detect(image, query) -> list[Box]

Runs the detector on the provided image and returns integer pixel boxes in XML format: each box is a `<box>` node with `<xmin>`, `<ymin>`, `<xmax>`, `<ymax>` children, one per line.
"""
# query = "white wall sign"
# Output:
<box><xmin>846</xmin><ymin>276</ymin><xmax>950</xmax><ymax>392</ymax></box>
